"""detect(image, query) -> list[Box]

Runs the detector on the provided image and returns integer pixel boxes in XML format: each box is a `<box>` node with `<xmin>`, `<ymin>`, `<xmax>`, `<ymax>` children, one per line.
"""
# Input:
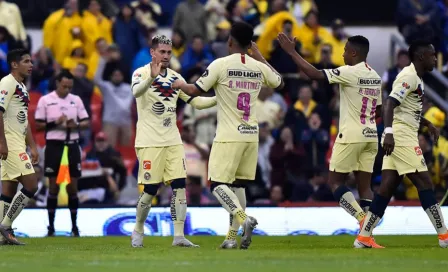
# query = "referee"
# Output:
<box><xmin>34</xmin><ymin>70</ymin><xmax>89</xmax><ymax>237</ymax></box>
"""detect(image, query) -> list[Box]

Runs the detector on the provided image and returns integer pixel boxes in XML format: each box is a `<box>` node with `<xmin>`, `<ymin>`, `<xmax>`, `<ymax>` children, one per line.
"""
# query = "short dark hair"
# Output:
<box><xmin>283</xmin><ymin>19</ymin><xmax>293</xmax><ymax>26</ymax></box>
<box><xmin>55</xmin><ymin>69</ymin><xmax>74</xmax><ymax>82</ymax></box>
<box><xmin>151</xmin><ymin>34</ymin><xmax>173</xmax><ymax>49</ymax></box>
<box><xmin>397</xmin><ymin>49</ymin><xmax>408</xmax><ymax>58</ymax></box>
<box><xmin>347</xmin><ymin>35</ymin><xmax>369</xmax><ymax>57</ymax></box>
<box><xmin>230</xmin><ymin>21</ymin><xmax>254</xmax><ymax>48</ymax></box>
<box><xmin>408</xmin><ymin>40</ymin><xmax>432</xmax><ymax>61</ymax></box>
<box><xmin>7</xmin><ymin>49</ymin><xmax>29</xmax><ymax>69</ymax></box>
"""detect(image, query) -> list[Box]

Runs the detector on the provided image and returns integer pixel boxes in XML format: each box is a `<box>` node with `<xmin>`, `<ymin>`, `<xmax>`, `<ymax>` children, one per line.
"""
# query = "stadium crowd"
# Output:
<box><xmin>1</xmin><ymin>0</ymin><xmax>448</xmax><ymax>205</ymax></box>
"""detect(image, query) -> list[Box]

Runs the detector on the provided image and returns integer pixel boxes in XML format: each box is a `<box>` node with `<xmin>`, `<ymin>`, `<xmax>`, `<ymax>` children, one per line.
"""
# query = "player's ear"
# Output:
<box><xmin>150</xmin><ymin>47</ymin><xmax>155</xmax><ymax>58</ymax></box>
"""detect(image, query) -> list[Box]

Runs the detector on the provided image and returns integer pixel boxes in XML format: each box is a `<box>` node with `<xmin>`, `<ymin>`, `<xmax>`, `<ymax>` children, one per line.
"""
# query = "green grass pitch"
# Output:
<box><xmin>0</xmin><ymin>236</ymin><xmax>446</xmax><ymax>272</ymax></box>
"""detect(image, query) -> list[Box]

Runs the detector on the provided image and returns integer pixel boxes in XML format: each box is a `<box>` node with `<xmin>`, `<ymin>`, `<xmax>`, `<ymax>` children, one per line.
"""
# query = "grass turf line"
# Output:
<box><xmin>0</xmin><ymin>236</ymin><xmax>446</xmax><ymax>272</ymax></box>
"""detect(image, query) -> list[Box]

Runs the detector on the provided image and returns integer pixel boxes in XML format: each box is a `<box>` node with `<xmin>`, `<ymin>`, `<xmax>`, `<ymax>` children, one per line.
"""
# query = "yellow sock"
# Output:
<box><xmin>234</xmin><ymin>210</ymin><xmax>247</xmax><ymax>225</ymax></box>
<box><xmin>226</xmin><ymin>229</ymin><xmax>238</xmax><ymax>240</ymax></box>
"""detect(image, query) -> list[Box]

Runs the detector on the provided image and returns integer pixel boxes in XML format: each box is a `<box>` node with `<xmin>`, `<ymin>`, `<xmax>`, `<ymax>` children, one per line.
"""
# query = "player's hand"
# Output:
<box><xmin>249</xmin><ymin>42</ymin><xmax>265</xmax><ymax>62</ymax></box>
<box><xmin>171</xmin><ymin>79</ymin><xmax>184</xmax><ymax>90</ymax></box>
<box><xmin>150</xmin><ymin>56</ymin><xmax>162</xmax><ymax>78</ymax></box>
<box><xmin>383</xmin><ymin>133</ymin><xmax>395</xmax><ymax>156</ymax></box>
<box><xmin>277</xmin><ymin>33</ymin><xmax>297</xmax><ymax>55</ymax></box>
<box><xmin>30</xmin><ymin>146</ymin><xmax>39</xmax><ymax>165</ymax></box>
<box><xmin>56</xmin><ymin>115</ymin><xmax>67</xmax><ymax>125</ymax></box>
<box><xmin>428</xmin><ymin>123</ymin><xmax>440</xmax><ymax>145</ymax></box>
<box><xmin>0</xmin><ymin>138</ymin><xmax>8</xmax><ymax>160</ymax></box>
<box><xmin>66</xmin><ymin>119</ymin><xmax>78</xmax><ymax>129</ymax></box>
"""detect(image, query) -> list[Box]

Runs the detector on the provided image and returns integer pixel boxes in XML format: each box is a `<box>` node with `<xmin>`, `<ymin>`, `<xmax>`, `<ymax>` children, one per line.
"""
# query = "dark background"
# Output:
<box><xmin>10</xmin><ymin>0</ymin><xmax>397</xmax><ymax>28</ymax></box>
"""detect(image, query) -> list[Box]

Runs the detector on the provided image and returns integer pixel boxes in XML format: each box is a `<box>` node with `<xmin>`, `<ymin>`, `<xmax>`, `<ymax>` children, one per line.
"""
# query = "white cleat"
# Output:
<box><xmin>353</xmin><ymin>239</ymin><xmax>371</xmax><ymax>248</ymax></box>
<box><xmin>439</xmin><ymin>239</ymin><xmax>448</xmax><ymax>248</ymax></box>
<box><xmin>131</xmin><ymin>230</ymin><xmax>144</xmax><ymax>248</ymax></box>
<box><xmin>172</xmin><ymin>236</ymin><xmax>199</xmax><ymax>248</ymax></box>
<box><xmin>240</xmin><ymin>216</ymin><xmax>258</xmax><ymax>250</ymax></box>
<box><xmin>220</xmin><ymin>239</ymin><xmax>238</xmax><ymax>249</ymax></box>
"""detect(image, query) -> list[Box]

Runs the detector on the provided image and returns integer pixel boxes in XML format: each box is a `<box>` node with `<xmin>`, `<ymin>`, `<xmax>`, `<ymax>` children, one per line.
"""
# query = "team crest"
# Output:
<box><xmin>25</xmin><ymin>163</ymin><xmax>32</xmax><ymax>169</ymax></box>
<box><xmin>19</xmin><ymin>152</ymin><xmax>28</xmax><ymax>161</ymax></box>
<box><xmin>144</xmin><ymin>172</ymin><xmax>151</xmax><ymax>181</ymax></box>
<box><xmin>414</xmin><ymin>146</ymin><xmax>423</xmax><ymax>156</ymax></box>
<box><xmin>402</xmin><ymin>82</ymin><xmax>410</xmax><ymax>89</ymax></box>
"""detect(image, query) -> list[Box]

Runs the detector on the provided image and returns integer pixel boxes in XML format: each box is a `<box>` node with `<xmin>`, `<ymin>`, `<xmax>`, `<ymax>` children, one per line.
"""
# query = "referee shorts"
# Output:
<box><xmin>44</xmin><ymin>140</ymin><xmax>82</xmax><ymax>178</ymax></box>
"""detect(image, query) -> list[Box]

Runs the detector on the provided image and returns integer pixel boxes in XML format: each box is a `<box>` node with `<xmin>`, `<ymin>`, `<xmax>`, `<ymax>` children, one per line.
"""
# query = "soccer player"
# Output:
<box><xmin>131</xmin><ymin>35</ymin><xmax>217</xmax><ymax>248</ymax></box>
<box><xmin>0</xmin><ymin>49</ymin><xmax>39</xmax><ymax>245</ymax></box>
<box><xmin>34</xmin><ymin>70</ymin><xmax>90</xmax><ymax>237</ymax></box>
<box><xmin>172</xmin><ymin>22</ymin><xmax>284</xmax><ymax>249</ymax></box>
<box><xmin>277</xmin><ymin>34</ymin><xmax>382</xmax><ymax>232</ymax></box>
<box><xmin>355</xmin><ymin>41</ymin><xmax>448</xmax><ymax>248</ymax></box>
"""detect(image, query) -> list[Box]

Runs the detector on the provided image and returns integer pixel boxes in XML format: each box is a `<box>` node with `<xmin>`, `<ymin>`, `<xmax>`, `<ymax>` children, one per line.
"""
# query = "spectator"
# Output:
<box><xmin>307</xmin><ymin>168</ymin><xmax>333</xmax><ymax>201</ymax></box>
<box><xmin>0</xmin><ymin>25</ymin><xmax>22</xmax><ymax>78</ymax></box>
<box><xmin>301</xmin><ymin>113</ymin><xmax>330</xmax><ymax>170</ymax></box>
<box><xmin>43</xmin><ymin>0</ymin><xmax>82</xmax><ymax>64</ymax></box>
<box><xmin>269</xmin><ymin>19</ymin><xmax>302</xmax><ymax>98</ymax></box>
<box><xmin>397</xmin><ymin>0</ymin><xmax>441</xmax><ymax>47</ymax></box>
<box><xmin>293</xmin><ymin>84</ymin><xmax>319</xmax><ymax>118</ymax></box>
<box><xmin>131</xmin><ymin>0</ymin><xmax>163</xmax><ymax>29</ymax></box>
<box><xmin>172</xmin><ymin>29</ymin><xmax>186</xmax><ymax>59</ymax></box>
<box><xmin>319</xmin><ymin>19</ymin><xmax>347</xmax><ymax>67</ymax></box>
<box><xmin>287</xmin><ymin>0</ymin><xmax>318</xmax><ymax>25</ymax></box>
<box><xmin>31</xmin><ymin>47</ymin><xmax>55</xmax><ymax>94</ymax></box>
<box><xmin>313</xmin><ymin>44</ymin><xmax>338</xmax><ymax>130</ymax></box>
<box><xmin>94</xmin><ymin>58</ymin><xmax>134</xmax><ymax>147</ymax></box>
<box><xmin>173</xmin><ymin>0</ymin><xmax>207</xmax><ymax>43</ymax></box>
<box><xmin>256</xmin><ymin>87</ymin><xmax>283</xmax><ymax>130</ymax></box>
<box><xmin>62</xmin><ymin>40</ymin><xmax>87</xmax><ymax>71</ymax></box>
<box><xmin>102</xmin><ymin>44</ymin><xmax>130</xmax><ymax>84</ymax></box>
<box><xmin>86</xmin><ymin>132</ymin><xmax>128</xmax><ymax>191</ymax></box>
<box><xmin>113</xmin><ymin>4</ymin><xmax>142</xmax><ymax>70</ymax></box>
<box><xmin>82</xmin><ymin>0</ymin><xmax>113</xmax><ymax>58</ymax></box>
<box><xmin>181</xmin><ymin>35</ymin><xmax>214</xmax><ymax>80</ymax></box>
<box><xmin>211</xmin><ymin>20</ymin><xmax>231</xmax><ymax>58</ymax></box>
<box><xmin>183</xmin><ymin>98</ymin><xmax>217</xmax><ymax>147</ymax></box>
<box><xmin>86</xmin><ymin>37</ymin><xmax>109</xmax><ymax>80</ymax></box>
<box><xmin>439</xmin><ymin>0</ymin><xmax>448</xmax><ymax>58</ymax></box>
<box><xmin>269</xmin><ymin>127</ymin><xmax>307</xmax><ymax>201</ymax></box>
<box><xmin>0</xmin><ymin>0</ymin><xmax>27</xmax><ymax>48</ymax></box>
<box><xmin>72</xmin><ymin>63</ymin><xmax>96</xmax><ymax>147</ymax></box>
<box><xmin>382</xmin><ymin>50</ymin><xmax>410</xmax><ymax>94</ymax></box>
<box><xmin>182</xmin><ymin>124</ymin><xmax>210</xmax><ymax>187</ymax></box>
<box><xmin>205</xmin><ymin>0</ymin><xmax>228</xmax><ymax>41</ymax></box>
<box><xmin>296</xmin><ymin>11</ymin><xmax>332</xmax><ymax>63</ymax></box>
<box><xmin>258</xmin><ymin>122</ymin><xmax>274</xmax><ymax>189</ymax></box>
<box><xmin>270</xmin><ymin>185</ymin><xmax>285</xmax><ymax>204</ymax></box>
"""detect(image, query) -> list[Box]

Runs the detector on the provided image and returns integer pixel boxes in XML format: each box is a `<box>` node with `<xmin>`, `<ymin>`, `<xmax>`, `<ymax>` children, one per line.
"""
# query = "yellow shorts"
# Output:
<box><xmin>382</xmin><ymin>145</ymin><xmax>428</xmax><ymax>175</ymax></box>
<box><xmin>208</xmin><ymin>142</ymin><xmax>258</xmax><ymax>183</ymax></box>
<box><xmin>329</xmin><ymin>142</ymin><xmax>378</xmax><ymax>173</ymax></box>
<box><xmin>1</xmin><ymin>150</ymin><xmax>35</xmax><ymax>181</ymax></box>
<box><xmin>136</xmin><ymin>145</ymin><xmax>187</xmax><ymax>185</ymax></box>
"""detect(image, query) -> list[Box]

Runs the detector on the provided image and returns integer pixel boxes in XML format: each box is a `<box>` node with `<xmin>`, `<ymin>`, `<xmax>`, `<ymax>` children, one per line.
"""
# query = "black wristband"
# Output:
<box><xmin>46</xmin><ymin>121</ymin><xmax>58</xmax><ymax>130</ymax></box>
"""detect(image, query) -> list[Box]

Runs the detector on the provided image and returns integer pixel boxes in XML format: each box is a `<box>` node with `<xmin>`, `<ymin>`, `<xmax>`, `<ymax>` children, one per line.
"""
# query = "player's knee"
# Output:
<box><xmin>143</xmin><ymin>184</ymin><xmax>159</xmax><ymax>196</ymax></box>
<box><xmin>21</xmin><ymin>187</ymin><xmax>37</xmax><ymax>198</ymax></box>
<box><xmin>210</xmin><ymin>181</ymin><xmax>228</xmax><ymax>193</ymax></box>
<box><xmin>171</xmin><ymin>178</ymin><xmax>186</xmax><ymax>189</ymax></box>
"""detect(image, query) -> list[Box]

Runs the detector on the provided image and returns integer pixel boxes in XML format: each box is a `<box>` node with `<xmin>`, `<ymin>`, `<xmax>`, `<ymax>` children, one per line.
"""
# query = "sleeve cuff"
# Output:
<box><xmin>0</xmin><ymin>106</ymin><xmax>5</xmax><ymax>113</ymax></box>
<box><xmin>388</xmin><ymin>96</ymin><xmax>401</xmax><ymax>106</ymax></box>
<box><xmin>187</xmin><ymin>97</ymin><xmax>195</xmax><ymax>104</ymax></box>
<box><xmin>79</xmin><ymin>117</ymin><xmax>90</xmax><ymax>122</ymax></box>
<box><xmin>35</xmin><ymin>119</ymin><xmax>46</xmax><ymax>123</ymax></box>
<box><xmin>194</xmin><ymin>83</ymin><xmax>206</xmax><ymax>93</ymax></box>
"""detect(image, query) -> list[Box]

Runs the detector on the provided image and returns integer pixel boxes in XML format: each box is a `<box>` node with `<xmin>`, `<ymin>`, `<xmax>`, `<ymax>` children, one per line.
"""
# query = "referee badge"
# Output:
<box><xmin>144</xmin><ymin>172</ymin><xmax>151</xmax><ymax>181</ymax></box>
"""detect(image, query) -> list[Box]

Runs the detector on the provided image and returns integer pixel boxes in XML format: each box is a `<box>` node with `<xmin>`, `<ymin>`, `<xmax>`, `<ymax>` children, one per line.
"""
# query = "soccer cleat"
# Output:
<box><xmin>354</xmin><ymin>235</ymin><xmax>384</xmax><ymax>249</ymax></box>
<box><xmin>438</xmin><ymin>233</ymin><xmax>448</xmax><ymax>248</ymax></box>
<box><xmin>71</xmin><ymin>227</ymin><xmax>80</xmax><ymax>237</ymax></box>
<box><xmin>0</xmin><ymin>225</ymin><xmax>25</xmax><ymax>245</ymax></box>
<box><xmin>0</xmin><ymin>236</ymin><xmax>6</xmax><ymax>245</ymax></box>
<box><xmin>131</xmin><ymin>230</ymin><xmax>144</xmax><ymax>248</ymax></box>
<box><xmin>220</xmin><ymin>239</ymin><xmax>238</xmax><ymax>249</ymax></box>
<box><xmin>172</xmin><ymin>236</ymin><xmax>200</xmax><ymax>248</ymax></box>
<box><xmin>47</xmin><ymin>226</ymin><xmax>55</xmax><ymax>237</ymax></box>
<box><xmin>240</xmin><ymin>216</ymin><xmax>258</xmax><ymax>250</ymax></box>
